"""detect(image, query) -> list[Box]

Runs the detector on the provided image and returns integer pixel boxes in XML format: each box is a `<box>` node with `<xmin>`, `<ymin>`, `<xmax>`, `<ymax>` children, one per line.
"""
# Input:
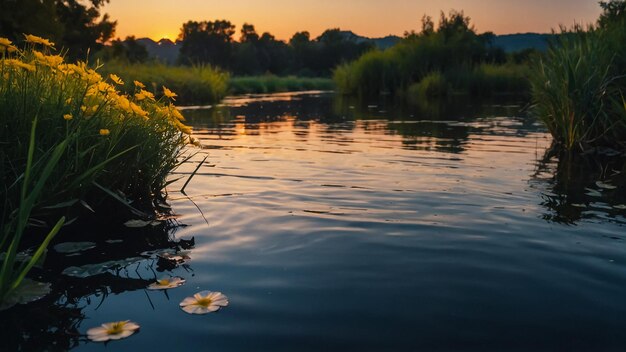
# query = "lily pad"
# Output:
<box><xmin>0</xmin><ymin>250</ymin><xmax>46</xmax><ymax>268</ymax></box>
<box><xmin>614</xmin><ymin>204</ymin><xmax>626</xmax><ymax>210</ymax></box>
<box><xmin>596</xmin><ymin>181</ymin><xmax>617</xmax><ymax>190</ymax></box>
<box><xmin>105</xmin><ymin>239</ymin><xmax>124</xmax><ymax>244</ymax></box>
<box><xmin>62</xmin><ymin>257</ymin><xmax>144</xmax><ymax>278</ymax></box>
<box><xmin>0</xmin><ymin>279</ymin><xmax>51</xmax><ymax>311</ymax></box>
<box><xmin>124</xmin><ymin>219</ymin><xmax>152</xmax><ymax>228</ymax></box>
<box><xmin>585</xmin><ymin>188</ymin><xmax>603</xmax><ymax>197</ymax></box>
<box><xmin>54</xmin><ymin>242</ymin><xmax>96</xmax><ymax>254</ymax></box>
<box><xmin>572</xmin><ymin>203</ymin><xmax>587</xmax><ymax>208</ymax></box>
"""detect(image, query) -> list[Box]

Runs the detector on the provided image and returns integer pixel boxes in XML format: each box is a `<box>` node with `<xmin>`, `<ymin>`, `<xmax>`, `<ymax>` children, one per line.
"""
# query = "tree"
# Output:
<box><xmin>178</xmin><ymin>20</ymin><xmax>235</xmax><ymax>67</ymax></box>
<box><xmin>598</xmin><ymin>0</ymin><xmax>626</xmax><ymax>28</ymax></box>
<box><xmin>240</xmin><ymin>23</ymin><xmax>259</xmax><ymax>43</ymax></box>
<box><xmin>0</xmin><ymin>0</ymin><xmax>116</xmax><ymax>60</ymax></box>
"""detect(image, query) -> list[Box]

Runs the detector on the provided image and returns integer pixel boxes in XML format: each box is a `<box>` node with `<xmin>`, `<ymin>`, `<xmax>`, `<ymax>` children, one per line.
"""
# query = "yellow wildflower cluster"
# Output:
<box><xmin>0</xmin><ymin>37</ymin><xmax>18</xmax><ymax>53</ymax></box>
<box><xmin>24</xmin><ymin>34</ymin><xmax>55</xmax><ymax>49</ymax></box>
<box><xmin>0</xmin><ymin>34</ymin><xmax>192</xmax><ymax>136</ymax></box>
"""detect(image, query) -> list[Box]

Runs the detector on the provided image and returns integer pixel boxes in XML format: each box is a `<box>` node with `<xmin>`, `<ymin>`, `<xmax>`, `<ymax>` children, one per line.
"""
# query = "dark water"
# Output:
<box><xmin>4</xmin><ymin>92</ymin><xmax>626</xmax><ymax>351</ymax></box>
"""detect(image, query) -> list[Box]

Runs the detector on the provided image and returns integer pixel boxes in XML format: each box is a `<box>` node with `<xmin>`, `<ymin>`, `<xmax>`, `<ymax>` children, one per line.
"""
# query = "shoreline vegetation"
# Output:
<box><xmin>0</xmin><ymin>35</ymin><xmax>190</xmax><ymax>308</ymax></box>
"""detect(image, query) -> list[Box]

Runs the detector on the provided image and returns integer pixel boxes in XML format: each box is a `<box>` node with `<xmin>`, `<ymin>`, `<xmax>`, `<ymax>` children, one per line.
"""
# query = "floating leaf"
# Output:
<box><xmin>596</xmin><ymin>181</ymin><xmax>617</xmax><ymax>190</ymax></box>
<box><xmin>585</xmin><ymin>188</ymin><xmax>602</xmax><ymax>197</ymax></box>
<box><xmin>124</xmin><ymin>219</ymin><xmax>152</xmax><ymax>228</ymax></box>
<box><xmin>572</xmin><ymin>203</ymin><xmax>587</xmax><ymax>208</ymax></box>
<box><xmin>62</xmin><ymin>257</ymin><xmax>144</xmax><ymax>278</ymax></box>
<box><xmin>0</xmin><ymin>279</ymin><xmax>51</xmax><ymax>311</ymax></box>
<box><xmin>614</xmin><ymin>204</ymin><xmax>626</xmax><ymax>210</ymax></box>
<box><xmin>105</xmin><ymin>239</ymin><xmax>124</xmax><ymax>244</ymax></box>
<box><xmin>54</xmin><ymin>241</ymin><xmax>96</xmax><ymax>254</ymax></box>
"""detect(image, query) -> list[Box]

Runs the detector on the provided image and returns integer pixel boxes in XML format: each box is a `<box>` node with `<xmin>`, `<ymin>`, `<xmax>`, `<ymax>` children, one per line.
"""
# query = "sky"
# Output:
<box><xmin>103</xmin><ymin>0</ymin><xmax>603</xmax><ymax>41</ymax></box>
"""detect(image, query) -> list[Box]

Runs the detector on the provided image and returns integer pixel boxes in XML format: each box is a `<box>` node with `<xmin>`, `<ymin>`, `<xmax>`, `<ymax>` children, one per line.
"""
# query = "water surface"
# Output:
<box><xmin>5</xmin><ymin>92</ymin><xmax>626</xmax><ymax>351</ymax></box>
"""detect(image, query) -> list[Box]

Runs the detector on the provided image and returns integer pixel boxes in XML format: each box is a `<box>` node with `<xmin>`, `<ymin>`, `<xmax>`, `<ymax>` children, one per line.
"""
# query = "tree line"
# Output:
<box><xmin>112</xmin><ymin>21</ymin><xmax>376</xmax><ymax>77</ymax></box>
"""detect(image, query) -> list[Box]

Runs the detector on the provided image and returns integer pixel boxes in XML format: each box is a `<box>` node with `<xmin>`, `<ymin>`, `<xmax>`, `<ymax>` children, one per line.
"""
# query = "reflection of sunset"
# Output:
<box><xmin>103</xmin><ymin>0</ymin><xmax>601</xmax><ymax>41</ymax></box>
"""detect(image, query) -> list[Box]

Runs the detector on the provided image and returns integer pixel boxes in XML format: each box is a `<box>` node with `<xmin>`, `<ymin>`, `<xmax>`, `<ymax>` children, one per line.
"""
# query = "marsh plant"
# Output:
<box><xmin>101</xmin><ymin>61</ymin><xmax>230</xmax><ymax>105</ymax></box>
<box><xmin>0</xmin><ymin>35</ymin><xmax>191</xmax><ymax>307</ymax></box>
<box><xmin>333</xmin><ymin>10</ymin><xmax>529</xmax><ymax>99</ymax></box>
<box><xmin>531</xmin><ymin>0</ymin><xmax>626</xmax><ymax>151</ymax></box>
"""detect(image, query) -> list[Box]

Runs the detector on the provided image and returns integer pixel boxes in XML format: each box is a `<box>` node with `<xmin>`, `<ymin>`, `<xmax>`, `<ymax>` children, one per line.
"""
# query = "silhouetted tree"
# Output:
<box><xmin>178</xmin><ymin>20</ymin><xmax>235</xmax><ymax>67</ymax></box>
<box><xmin>100</xmin><ymin>36</ymin><xmax>149</xmax><ymax>63</ymax></box>
<box><xmin>0</xmin><ymin>0</ymin><xmax>116</xmax><ymax>59</ymax></box>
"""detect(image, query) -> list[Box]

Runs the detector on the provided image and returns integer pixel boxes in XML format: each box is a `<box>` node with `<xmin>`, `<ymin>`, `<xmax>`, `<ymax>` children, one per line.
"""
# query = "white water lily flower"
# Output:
<box><xmin>147</xmin><ymin>276</ymin><xmax>186</xmax><ymax>290</ymax></box>
<box><xmin>179</xmin><ymin>291</ymin><xmax>229</xmax><ymax>314</ymax></box>
<box><xmin>87</xmin><ymin>320</ymin><xmax>140</xmax><ymax>342</ymax></box>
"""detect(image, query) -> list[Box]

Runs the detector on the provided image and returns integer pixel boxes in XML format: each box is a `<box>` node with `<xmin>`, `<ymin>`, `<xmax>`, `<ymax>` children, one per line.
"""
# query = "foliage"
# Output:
<box><xmin>98</xmin><ymin>36</ymin><xmax>149</xmax><ymax>64</ymax></box>
<box><xmin>100</xmin><ymin>61</ymin><xmax>229</xmax><ymax>105</ymax></box>
<box><xmin>530</xmin><ymin>1</ymin><xmax>626</xmax><ymax>151</ymax></box>
<box><xmin>177</xmin><ymin>22</ymin><xmax>373</xmax><ymax>76</ymax></box>
<box><xmin>334</xmin><ymin>10</ymin><xmax>513</xmax><ymax>98</ymax></box>
<box><xmin>229</xmin><ymin>75</ymin><xmax>334</xmax><ymax>95</ymax></box>
<box><xmin>0</xmin><ymin>0</ymin><xmax>116</xmax><ymax>60</ymax></box>
<box><xmin>0</xmin><ymin>35</ymin><xmax>190</xmax><ymax>306</ymax></box>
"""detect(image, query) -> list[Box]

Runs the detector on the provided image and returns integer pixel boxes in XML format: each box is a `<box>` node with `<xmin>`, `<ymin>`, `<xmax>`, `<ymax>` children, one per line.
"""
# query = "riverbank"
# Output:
<box><xmin>100</xmin><ymin>62</ymin><xmax>335</xmax><ymax>104</ymax></box>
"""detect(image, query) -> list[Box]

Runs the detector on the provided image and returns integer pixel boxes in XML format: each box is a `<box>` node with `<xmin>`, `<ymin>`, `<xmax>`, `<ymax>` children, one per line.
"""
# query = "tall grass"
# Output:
<box><xmin>0</xmin><ymin>35</ymin><xmax>190</xmax><ymax>307</ymax></box>
<box><xmin>333</xmin><ymin>12</ymin><xmax>528</xmax><ymax>99</ymax></box>
<box><xmin>101</xmin><ymin>61</ymin><xmax>230</xmax><ymax>105</ymax></box>
<box><xmin>531</xmin><ymin>27</ymin><xmax>626</xmax><ymax>150</ymax></box>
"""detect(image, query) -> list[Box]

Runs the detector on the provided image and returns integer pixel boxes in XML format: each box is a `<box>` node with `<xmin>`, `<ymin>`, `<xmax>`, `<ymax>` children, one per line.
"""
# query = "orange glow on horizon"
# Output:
<box><xmin>103</xmin><ymin>0</ymin><xmax>603</xmax><ymax>42</ymax></box>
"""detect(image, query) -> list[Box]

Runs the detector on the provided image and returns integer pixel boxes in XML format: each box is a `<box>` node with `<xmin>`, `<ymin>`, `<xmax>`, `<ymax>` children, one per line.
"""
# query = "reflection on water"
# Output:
<box><xmin>4</xmin><ymin>92</ymin><xmax>626</xmax><ymax>351</ymax></box>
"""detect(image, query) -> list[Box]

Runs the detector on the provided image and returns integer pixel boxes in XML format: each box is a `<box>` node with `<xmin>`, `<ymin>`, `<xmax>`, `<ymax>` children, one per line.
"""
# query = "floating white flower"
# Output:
<box><xmin>147</xmin><ymin>276</ymin><xmax>186</xmax><ymax>290</ymax></box>
<box><xmin>87</xmin><ymin>320</ymin><xmax>140</xmax><ymax>342</ymax></box>
<box><xmin>179</xmin><ymin>291</ymin><xmax>229</xmax><ymax>314</ymax></box>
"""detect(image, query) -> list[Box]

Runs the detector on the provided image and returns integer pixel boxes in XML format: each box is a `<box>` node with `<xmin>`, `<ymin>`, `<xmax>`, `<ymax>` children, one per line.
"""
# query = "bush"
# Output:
<box><xmin>407</xmin><ymin>72</ymin><xmax>448</xmax><ymax>101</ymax></box>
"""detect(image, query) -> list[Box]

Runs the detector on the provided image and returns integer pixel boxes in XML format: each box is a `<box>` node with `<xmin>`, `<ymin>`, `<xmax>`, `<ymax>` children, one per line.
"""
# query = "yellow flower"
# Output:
<box><xmin>134</xmin><ymin>80</ymin><xmax>145</xmax><ymax>89</ymax></box>
<box><xmin>87</xmin><ymin>321</ymin><xmax>140</xmax><ymax>342</ymax></box>
<box><xmin>135</xmin><ymin>89</ymin><xmax>155</xmax><ymax>102</ymax></box>
<box><xmin>4</xmin><ymin>59</ymin><xmax>35</xmax><ymax>72</ymax></box>
<box><xmin>130</xmin><ymin>102</ymin><xmax>148</xmax><ymax>118</ymax></box>
<box><xmin>32</xmin><ymin>50</ymin><xmax>63</xmax><ymax>67</ymax></box>
<box><xmin>99</xmin><ymin>129</ymin><xmax>110</xmax><ymax>136</ymax></box>
<box><xmin>0</xmin><ymin>38</ymin><xmax>17</xmax><ymax>53</ymax></box>
<box><xmin>169</xmin><ymin>105</ymin><xmax>185</xmax><ymax>121</ymax></box>
<box><xmin>63</xmin><ymin>114</ymin><xmax>73</xmax><ymax>121</ymax></box>
<box><xmin>162</xmin><ymin>86</ymin><xmax>177</xmax><ymax>100</ymax></box>
<box><xmin>65</xmin><ymin>97</ymin><xmax>72</xmax><ymax>105</ymax></box>
<box><xmin>23</xmin><ymin>34</ymin><xmax>55</xmax><ymax>48</ymax></box>
<box><xmin>109</xmin><ymin>74</ymin><xmax>124</xmax><ymax>85</ymax></box>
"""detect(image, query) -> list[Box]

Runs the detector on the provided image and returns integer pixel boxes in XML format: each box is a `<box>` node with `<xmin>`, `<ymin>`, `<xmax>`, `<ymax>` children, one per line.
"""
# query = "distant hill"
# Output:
<box><xmin>338</xmin><ymin>31</ymin><xmax>401</xmax><ymax>50</ymax></box>
<box><xmin>136</xmin><ymin>38</ymin><xmax>180</xmax><ymax>64</ymax></box>
<box><xmin>133</xmin><ymin>32</ymin><xmax>553</xmax><ymax>64</ymax></box>
<box><xmin>493</xmin><ymin>33</ymin><xmax>554</xmax><ymax>53</ymax></box>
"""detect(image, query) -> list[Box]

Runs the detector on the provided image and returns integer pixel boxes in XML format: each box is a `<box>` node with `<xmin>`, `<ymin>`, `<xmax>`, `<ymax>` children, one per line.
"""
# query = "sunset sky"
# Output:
<box><xmin>103</xmin><ymin>0</ymin><xmax>602</xmax><ymax>41</ymax></box>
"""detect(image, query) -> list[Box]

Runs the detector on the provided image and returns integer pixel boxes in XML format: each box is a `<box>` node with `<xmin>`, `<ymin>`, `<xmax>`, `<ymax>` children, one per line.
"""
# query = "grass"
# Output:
<box><xmin>229</xmin><ymin>75</ymin><xmax>334</xmax><ymax>95</ymax></box>
<box><xmin>530</xmin><ymin>27</ymin><xmax>626</xmax><ymax>151</ymax></box>
<box><xmin>100</xmin><ymin>61</ymin><xmax>230</xmax><ymax>105</ymax></box>
<box><xmin>0</xmin><ymin>35</ymin><xmax>190</xmax><ymax>307</ymax></box>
